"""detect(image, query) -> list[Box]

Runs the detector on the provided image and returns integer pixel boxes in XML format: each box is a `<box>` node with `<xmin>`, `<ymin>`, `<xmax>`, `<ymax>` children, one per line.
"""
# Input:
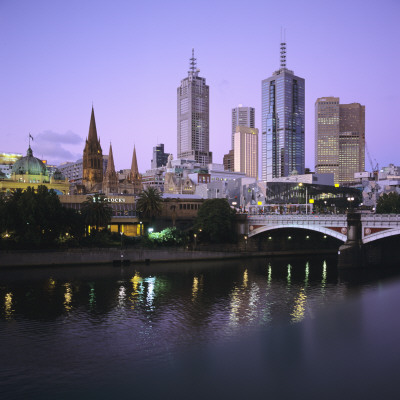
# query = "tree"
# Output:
<box><xmin>136</xmin><ymin>187</ymin><xmax>162</xmax><ymax>227</ymax></box>
<box><xmin>1</xmin><ymin>185</ymin><xmax>76</xmax><ymax>246</ymax></box>
<box><xmin>376</xmin><ymin>192</ymin><xmax>400</xmax><ymax>214</ymax></box>
<box><xmin>194</xmin><ymin>198</ymin><xmax>236</xmax><ymax>243</ymax></box>
<box><xmin>81</xmin><ymin>194</ymin><xmax>113</xmax><ymax>234</ymax></box>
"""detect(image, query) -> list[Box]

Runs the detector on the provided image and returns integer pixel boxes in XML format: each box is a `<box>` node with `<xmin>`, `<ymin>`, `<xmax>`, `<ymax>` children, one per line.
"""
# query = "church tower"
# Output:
<box><xmin>82</xmin><ymin>106</ymin><xmax>103</xmax><ymax>192</ymax></box>
<box><xmin>103</xmin><ymin>143</ymin><xmax>119</xmax><ymax>195</ymax></box>
<box><xmin>129</xmin><ymin>145</ymin><xmax>142</xmax><ymax>194</ymax></box>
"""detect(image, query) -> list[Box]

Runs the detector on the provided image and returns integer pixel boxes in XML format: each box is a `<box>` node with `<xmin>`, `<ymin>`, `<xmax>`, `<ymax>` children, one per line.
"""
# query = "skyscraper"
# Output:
<box><xmin>234</xmin><ymin>126</ymin><xmax>258</xmax><ymax>178</ymax></box>
<box><xmin>151</xmin><ymin>143</ymin><xmax>170</xmax><ymax>169</ymax></box>
<box><xmin>231</xmin><ymin>106</ymin><xmax>255</xmax><ymax>150</ymax></box>
<box><xmin>177</xmin><ymin>50</ymin><xmax>212</xmax><ymax>165</ymax></box>
<box><xmin>261</xmin><ymin>42</ymin><xmax>305</xmax><ymax>181</ymax></box>
<box><xmin>315</xmin><ymin>97</ymin><xmax>365</xmax><ymax>184</ymax></box>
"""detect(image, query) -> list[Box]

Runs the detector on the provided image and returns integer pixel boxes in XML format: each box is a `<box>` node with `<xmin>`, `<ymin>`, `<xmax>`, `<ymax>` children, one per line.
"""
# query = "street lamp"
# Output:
<box><xmin>244</xmin><ymin>235</ymin><xmax>248</xmax><ymax>252</ymax></box>
<box><xmin>347</xmin><ymin>196</ymin><xmax>355</xmax><ymax>211</ymax></box>
<box><xmin>194</xmin><ymin>233</ymin><xmax>197</xmax><ymax>250</ymax></box>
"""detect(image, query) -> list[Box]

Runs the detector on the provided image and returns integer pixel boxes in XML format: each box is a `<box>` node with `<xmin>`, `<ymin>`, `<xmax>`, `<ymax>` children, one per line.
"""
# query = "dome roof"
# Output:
<box><xmin>12</xmin><ymin>147</ymin><xmax>47</xmax><ymax>176</ymax></box>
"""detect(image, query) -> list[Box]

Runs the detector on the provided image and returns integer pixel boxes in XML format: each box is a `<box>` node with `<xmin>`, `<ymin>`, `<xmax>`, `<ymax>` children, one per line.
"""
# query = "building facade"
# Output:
<box><xmin>177</xmin><ymin>50</ymin><xmax>212</xmax><ymax>165</ymax></box>
<box><xmin>234</xmin><ymin>127</ymin><xmax>258</xmax><ymax>178</ymax></box>
<box><xmin>231</xmin><ymin>106</ymin><xmax>255</xmax><ymax>150</ymax></box>
<box><xmin>261</xmin><ymin>42</ymin><xmax>305</xmax><ymax>181</ymax></box>
<box><xmin>315</xmin><ymin>97</ymin><xmax>365</xmax><ymax>184</ymax></box>
<box><xmin>151</xmin><ymin>143</ymin><xmax>170</xmax><ymax>169</ymax></box>
<box><xmin>223</xmin><ymin>150</ymin><xmax>234</xmax><ymax>172</ymax></box>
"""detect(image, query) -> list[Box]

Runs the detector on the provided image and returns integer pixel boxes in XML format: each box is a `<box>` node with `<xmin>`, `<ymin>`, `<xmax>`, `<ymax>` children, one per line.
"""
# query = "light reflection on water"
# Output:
<box><xmin>1</xmin><ymin>255</ymin><xmax>400</xmax><ymax>398</ymax></box>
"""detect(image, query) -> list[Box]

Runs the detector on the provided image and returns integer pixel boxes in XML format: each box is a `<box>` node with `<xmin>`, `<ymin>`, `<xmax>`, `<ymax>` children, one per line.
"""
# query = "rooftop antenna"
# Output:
<box><xmin>189</xmin><ymin>48</ymin><xmax>197</xmax><ymax>73</ymax></box>
<box><xmin>280</xmin><ymin>28</ymin><xmax>287</xmax><ymax>69</ymax></box>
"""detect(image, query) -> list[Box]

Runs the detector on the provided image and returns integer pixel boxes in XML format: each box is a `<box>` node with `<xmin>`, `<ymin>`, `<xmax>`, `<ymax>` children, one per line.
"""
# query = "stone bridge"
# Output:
<box><xmin>245</xmin><ymin>213</ymin><xmax>400</xmax><ymax>244</ymax></box>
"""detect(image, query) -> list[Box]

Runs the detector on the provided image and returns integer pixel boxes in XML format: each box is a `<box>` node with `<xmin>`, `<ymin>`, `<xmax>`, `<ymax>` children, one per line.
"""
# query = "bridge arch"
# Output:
<box><xmin>248</xmin><ymin>224</ymin><xmax>347</xmax><ymax>242</ymax></box>
<box><xmin>363</xmin><ymin>228</ymin><xmax>400</xmax><ymax>244</ymax></box>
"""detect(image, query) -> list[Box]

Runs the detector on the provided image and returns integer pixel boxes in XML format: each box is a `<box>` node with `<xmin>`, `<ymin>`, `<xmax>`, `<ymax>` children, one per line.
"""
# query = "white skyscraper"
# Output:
<box><xmin>234</xmin><ymin>126</ymin><xmax>259</xmax><ymax>179</ymax></box>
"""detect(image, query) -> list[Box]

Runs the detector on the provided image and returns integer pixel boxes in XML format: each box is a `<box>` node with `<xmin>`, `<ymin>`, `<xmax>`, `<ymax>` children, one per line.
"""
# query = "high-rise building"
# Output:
<box><xmin>231</xmin><ymin>106</ymin><xmax>255</xmax><ymax>150</ymax></box>
<box><xmin>315</xmin><ymin>97</ymin><xmax>365</xmax><ymax>184</ymax></box>
<box><xmin>261</xmin><ymin>42</ymin><xmax>305</xmax><ymax>181</ymax></box>
<box><xmin>151</xmin><ymin>143</ymin><xmax>170</xmax><ymax>169</ymax></box>
<box><xmin>234</xmin><ymin>127</ymin><xmax>258</xmax><ymax>178</ymax></box>
<box><xmin>177</xmin><ymin>49</ymin><xmax>212</xmax><ymax>165</ymax></box>
<box><xmin>223</xmin><ymin>150</ymin><xmax>234</xmax><ymax>172</ymax></box>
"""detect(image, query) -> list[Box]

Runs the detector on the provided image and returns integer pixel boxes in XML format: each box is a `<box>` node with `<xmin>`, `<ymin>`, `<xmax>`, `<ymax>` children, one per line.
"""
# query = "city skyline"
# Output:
<box><xmin>1</xmin><ymin>0</ymin><xmax>399</xmax><ymax>173</ymax></box>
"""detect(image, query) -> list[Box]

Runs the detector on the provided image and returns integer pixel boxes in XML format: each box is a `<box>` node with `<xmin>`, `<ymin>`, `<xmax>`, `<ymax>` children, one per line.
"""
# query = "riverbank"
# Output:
<box><xmin>0</xmin><ymin>247</ymin><xmax>338</xmax><ymax>268</ymax></box>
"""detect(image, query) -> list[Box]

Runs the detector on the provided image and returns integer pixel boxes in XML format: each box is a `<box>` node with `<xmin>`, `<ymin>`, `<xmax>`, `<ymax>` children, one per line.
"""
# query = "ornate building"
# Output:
<box><xmin>0</xmin><ymin>146</ymin><xmax>69</xmax><ymax>194</ymax></box>
<box><xmin>79</xmin><ymin>107</ymin><xmax>143</xmax><ymax>195</ymax></box>
<box><xmin>164</xmin><ymin>155</ymin><xmax>195</xmax><ymax>195</ymax></box>
<box><xmin>82</xmin><ymin>106</ymin><xmax>103</xmax><ymax>192</ymax></box>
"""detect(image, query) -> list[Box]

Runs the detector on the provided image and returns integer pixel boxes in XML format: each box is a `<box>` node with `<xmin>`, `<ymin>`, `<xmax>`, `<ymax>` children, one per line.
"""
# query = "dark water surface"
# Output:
<box><xmin>1</xmin><ymin>255</ymin><xmax>400</xmax><ymax>399</ymax></box>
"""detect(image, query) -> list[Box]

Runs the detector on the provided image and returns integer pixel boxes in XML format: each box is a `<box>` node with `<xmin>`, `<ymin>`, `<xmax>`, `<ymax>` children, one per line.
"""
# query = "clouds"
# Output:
<box><xmin>35</xmin><ymin>130</ymin><xmax>83</xmax><ymax>145</ymax></box>
<box><xmin>32</xmin><ymin>130</ymin><xmax>83</xmax><ymax>165</ymax></box>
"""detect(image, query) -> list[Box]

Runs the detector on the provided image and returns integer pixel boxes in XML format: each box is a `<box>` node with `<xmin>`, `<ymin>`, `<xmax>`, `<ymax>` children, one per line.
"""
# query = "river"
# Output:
<box><xmin>1</xmin><ymin>255</ymin><xmax>400</xmax><ymax>399</ymax></box>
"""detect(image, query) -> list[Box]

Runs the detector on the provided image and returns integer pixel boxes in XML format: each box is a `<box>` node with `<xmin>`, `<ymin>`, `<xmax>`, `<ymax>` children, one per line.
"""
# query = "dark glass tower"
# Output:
<box><xmin>261</xmin><ymin>42</ymin><xmax>305</xmax><ymax>181</ymax></box>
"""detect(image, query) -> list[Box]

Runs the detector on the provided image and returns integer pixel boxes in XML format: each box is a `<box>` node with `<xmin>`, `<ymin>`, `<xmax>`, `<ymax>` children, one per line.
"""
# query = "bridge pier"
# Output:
<box><xmin>338</xmin><ymin>212</ymin><xmax>362</xmax><ymax>269</ymax></box>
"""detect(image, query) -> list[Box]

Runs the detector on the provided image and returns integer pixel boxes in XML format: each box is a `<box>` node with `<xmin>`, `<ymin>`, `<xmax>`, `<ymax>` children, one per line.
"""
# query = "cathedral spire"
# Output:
<box><xmin>105</xmin><ymin>142</ymin><xmax>116</xmax><ymax>175</ymax></box>
<box><xmin>88</xmin><ymin>106</ymin><xmax>98</xmax><ymax>142</ymax></box>
<box><xmin>129</xmin><ymin>145</ymin><xmax>142</xmax><ymax>194</ymax></box>
<box><xmin>130</xmin><ymin>145</ymin><xmax>139</xmax><ymax>177</ymax></box>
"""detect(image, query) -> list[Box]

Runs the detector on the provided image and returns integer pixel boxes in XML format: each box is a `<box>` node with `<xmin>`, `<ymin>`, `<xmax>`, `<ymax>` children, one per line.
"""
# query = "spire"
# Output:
<box><xmin>88</xmin><ymin>106</ymin><xmax>98</xmax><ymax>142</ymax></box>
<box><xmin>280</xmin><ymin>29</ymin><xmax>287</xmax><ymax>69</ymax></box>
<box><xmin>105</xmin><ymin>142</ymin><xmax>116</xmax><ymax>175</ymax></box>
<box><xmin>189</xmin><ymin>48</ymin><xmax>197</xmax><ymax>73</ymax></box>
<box><xmin>130</xmin><ymin>145</ymin><xmax>139</xmax><ymax>176</ymax></box>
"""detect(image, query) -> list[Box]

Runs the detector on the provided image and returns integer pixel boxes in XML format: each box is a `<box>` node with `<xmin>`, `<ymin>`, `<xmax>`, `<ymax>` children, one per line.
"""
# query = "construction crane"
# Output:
<box><xmin>365</xmin><ymin>141</ymin><xmax>379</xmax><ymax>180</ymax></box>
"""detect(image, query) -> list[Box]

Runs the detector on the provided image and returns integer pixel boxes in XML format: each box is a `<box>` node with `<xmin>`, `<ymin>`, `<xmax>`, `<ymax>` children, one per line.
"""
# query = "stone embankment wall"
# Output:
<box><xmin>0</xmin><ymin>248</ymin><xmax>240</xmax><ymax>267</ymax></box>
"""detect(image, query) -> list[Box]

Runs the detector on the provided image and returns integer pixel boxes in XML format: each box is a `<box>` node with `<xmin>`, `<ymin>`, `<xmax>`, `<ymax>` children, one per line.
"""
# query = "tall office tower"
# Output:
<box><xmin>177</xmin><ymin>49</ymin><xmax>212</xmax><ymax>165</ymax></box>
<box><xmin>231</xmin><ymin>106</ymin><xmax>255</xmax><ymax>149</ymax></box>
<box><xmin>234</xmin><ymin>126</ymin><xmax>259</xmax><ymax>178</ymax></box>
<box><xmin>82</xmin><ymin>106</ymin><xmax>103</xmax><ymax>192</ymax></box>
<box><xmin>315</xmin><ymin>97</ymin><xmax>365</xmax><ymax>184</ymax></box>
<box><xmin>261</xmin><ymin>42</ymin><xmax>305</xmax><ymax>181</ymax></box>
<box><xmin>151</xmin><ymin>143</ymin><xmax>170</xmax><ymax>169</ymax></box>
<box><xmin>315</xmin><ymin>97</ymin><xmax>340</xmax><ymax>182</ymax></box>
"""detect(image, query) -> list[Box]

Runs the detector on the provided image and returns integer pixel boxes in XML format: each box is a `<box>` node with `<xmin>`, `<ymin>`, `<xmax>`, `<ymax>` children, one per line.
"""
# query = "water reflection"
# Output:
<box><xmin>291</xmin><ymin>288</ymin><xmax>307</xmax><ymax>323</ymax></box>
<box><xmin>145</xmin><ymin>277</ymin><xmax>156</xmax><ymax>309</ymax></box>
<box><xmin>118</xmin><ymin>286</ymin><xmax>126</xmax><ymax>307</ymax></box>
<box><xmin>130</xmin><ymin>272</ymin><xmax>142</xmax><ymax>309</ymax></box>
<box><xmin>1</xmin><ymin>256</ymin><xmax>397</xmax><ymax>337</ymax></box>
<box><xmin>1</xmin><ymin>256</ymin><xmax>400</xmax><ymax>399</ymax></box>
<box><xmin>63</xmin><ymin>283</ymin><xmax>72</xmax><ymax>312</ymax></box>
<box><xmin>192</xmin><ymin>276</ymin><xmax>199</xmax><ymax>301</ymax></box>
<box><xmin>4</xmin><ymin>292</ymin><xmax>13</xmax><ymax>319</ymax></box>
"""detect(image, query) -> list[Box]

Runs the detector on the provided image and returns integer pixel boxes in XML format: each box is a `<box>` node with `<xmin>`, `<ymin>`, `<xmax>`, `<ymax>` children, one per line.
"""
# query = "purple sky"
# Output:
<box><xmin>1</xmin><ymin>0</ymin><xmax>399</xmax><ymax>173</ymax></box>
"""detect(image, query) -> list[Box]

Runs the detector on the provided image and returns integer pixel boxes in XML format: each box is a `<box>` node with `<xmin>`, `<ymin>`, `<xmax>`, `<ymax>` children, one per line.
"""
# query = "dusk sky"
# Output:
<box><xmin>1</xmin><ymin>0</ymin><xmax>399</xmax><ymax>173</ymax></box>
